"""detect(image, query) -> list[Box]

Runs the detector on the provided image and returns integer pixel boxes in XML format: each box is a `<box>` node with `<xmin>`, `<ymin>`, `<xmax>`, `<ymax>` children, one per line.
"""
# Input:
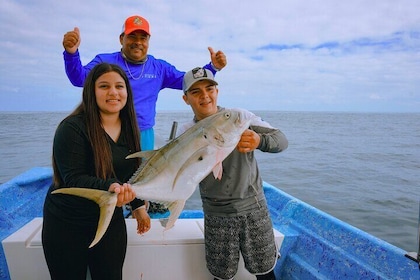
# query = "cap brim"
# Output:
<box><xmin>184</xmin><ymin>79</ymin><xmax>218</xmax><ymax>93</ymax></box>
<box><xmin>124</xmin><ymin>28</ymin><xmax>150</xmax><ymax>35</ymax></box>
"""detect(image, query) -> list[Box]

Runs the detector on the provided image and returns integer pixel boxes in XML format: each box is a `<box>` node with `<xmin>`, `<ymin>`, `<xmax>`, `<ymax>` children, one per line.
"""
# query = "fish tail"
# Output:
<box><xmin>52</xmin><ymin>188</ymin><xmax>117</xmax><ymax>248</ymax></box>
<box><xmin>164</xmin><ymin>200</ymin><xmax>186</xmax><ymax>230</ymax></box>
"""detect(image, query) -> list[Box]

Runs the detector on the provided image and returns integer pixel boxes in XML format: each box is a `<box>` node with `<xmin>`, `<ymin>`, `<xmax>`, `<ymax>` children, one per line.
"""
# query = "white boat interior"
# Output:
<box><xmin>3</xmin><ymin>217</ymin><xmax>284</xmax><ymax>280</ymax></box>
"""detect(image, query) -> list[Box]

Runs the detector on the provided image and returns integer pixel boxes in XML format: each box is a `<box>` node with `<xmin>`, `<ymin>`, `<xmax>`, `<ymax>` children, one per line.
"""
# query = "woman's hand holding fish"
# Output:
<box><xmin>132</xmin><ymin>205</ymin><xmax>151</xmax><ymax>234</ymax></box>
<box><xmin>109</xmin><ymin>183</ymin><xmax>136</xmax><ymax>207</ymax></box>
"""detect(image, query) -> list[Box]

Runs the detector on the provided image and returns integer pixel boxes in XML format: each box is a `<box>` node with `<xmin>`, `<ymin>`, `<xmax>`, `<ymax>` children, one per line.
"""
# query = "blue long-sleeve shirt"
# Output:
<box><xmin>64</xmin><ymin>50</ymin><xmax>216</xmax><ymax>131</ymax></box>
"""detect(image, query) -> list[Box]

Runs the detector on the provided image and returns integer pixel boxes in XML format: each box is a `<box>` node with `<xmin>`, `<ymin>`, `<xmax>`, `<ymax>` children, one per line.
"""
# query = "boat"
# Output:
<box><xmin>0</xmin><ymin>167</ymin><xmax>419</xmax><ymax>279</ymax></box>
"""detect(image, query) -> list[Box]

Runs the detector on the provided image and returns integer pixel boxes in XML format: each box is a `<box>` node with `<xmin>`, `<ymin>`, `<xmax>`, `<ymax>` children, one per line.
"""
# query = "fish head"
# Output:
<box><xmin>203</xmin><ymin>108</ymin><xmax>256</xmax><ymax>148</ymax></box>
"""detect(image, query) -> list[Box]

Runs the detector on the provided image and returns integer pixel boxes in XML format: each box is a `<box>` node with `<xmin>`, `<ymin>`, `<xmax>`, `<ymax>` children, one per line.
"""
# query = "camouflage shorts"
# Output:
<box><xmin>204</xmin><ymin>207</ymin><xmax>278</xmax><ymax>279</ymax></box>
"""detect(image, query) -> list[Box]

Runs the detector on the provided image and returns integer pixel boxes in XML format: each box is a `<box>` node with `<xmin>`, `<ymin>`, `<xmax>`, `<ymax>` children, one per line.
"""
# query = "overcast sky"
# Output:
<box><xmin>1</xmin><ymin>0</ymin><xmax>419</xmax><ymax>112</ymax></box>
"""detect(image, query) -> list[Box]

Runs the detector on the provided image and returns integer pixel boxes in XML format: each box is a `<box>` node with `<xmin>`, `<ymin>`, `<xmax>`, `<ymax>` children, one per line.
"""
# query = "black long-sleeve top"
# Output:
<box><xmin>44</xmin><ymin>114</ymin><xmax>143</xmax><ymax>225</ymax></box>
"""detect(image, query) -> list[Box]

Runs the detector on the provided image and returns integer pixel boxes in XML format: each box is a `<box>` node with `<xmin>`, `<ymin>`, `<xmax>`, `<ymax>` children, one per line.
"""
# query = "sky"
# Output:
<box><xmin>1</xmin><ymin>0</ymin><xmax>419</xmax><ymax>113</ymax></box>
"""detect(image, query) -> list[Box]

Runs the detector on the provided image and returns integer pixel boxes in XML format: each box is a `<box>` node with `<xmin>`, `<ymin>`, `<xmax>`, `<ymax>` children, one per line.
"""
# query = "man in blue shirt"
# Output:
<box><xmin>62</xmin><ymin>15</ymin><xmax>227</xmax><ymax>151</ymax></box>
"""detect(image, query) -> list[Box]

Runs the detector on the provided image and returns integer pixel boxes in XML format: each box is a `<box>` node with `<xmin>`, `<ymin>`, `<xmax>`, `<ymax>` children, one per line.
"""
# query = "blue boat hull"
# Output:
<box><xmin>0</xmin><ymin>167</ymin><xmax>418</xmax><ymax>279</ymax></box>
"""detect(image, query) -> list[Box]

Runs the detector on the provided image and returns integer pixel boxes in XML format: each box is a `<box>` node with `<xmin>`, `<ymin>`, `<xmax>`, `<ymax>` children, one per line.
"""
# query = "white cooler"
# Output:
<box><xmin>2</xmin><ymin>218</ymin><xmax>284</xmax><ymax>280</ymax></box>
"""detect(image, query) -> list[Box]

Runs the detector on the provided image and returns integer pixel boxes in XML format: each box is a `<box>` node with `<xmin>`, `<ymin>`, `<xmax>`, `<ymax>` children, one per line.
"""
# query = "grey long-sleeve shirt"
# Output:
<box><xmin>180</xmin><ymin>107</ymin><xmax>288</xmax><ymax>217</ymax></box>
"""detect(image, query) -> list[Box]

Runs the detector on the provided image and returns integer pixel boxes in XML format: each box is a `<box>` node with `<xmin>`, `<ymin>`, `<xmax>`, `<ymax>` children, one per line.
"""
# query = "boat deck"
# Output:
<box><xmin>1</xmin><ymin>167</ymin><xmax>419</xmax><ymax>279</ymax></box>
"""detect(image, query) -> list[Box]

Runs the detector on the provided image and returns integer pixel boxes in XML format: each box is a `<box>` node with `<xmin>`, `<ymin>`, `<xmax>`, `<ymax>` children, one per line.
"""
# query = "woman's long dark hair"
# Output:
<box><xmin>53</xmin><ymin>63</ymin><xmax>141</xmax><ymax>186</ymax></box>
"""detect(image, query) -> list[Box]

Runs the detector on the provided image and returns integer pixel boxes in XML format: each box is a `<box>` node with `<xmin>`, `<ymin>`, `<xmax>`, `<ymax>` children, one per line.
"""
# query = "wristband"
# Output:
<box><xmin>211</xmin><ymin>62</ymin><xmax>221</xmax><ymax>72</ymax></box>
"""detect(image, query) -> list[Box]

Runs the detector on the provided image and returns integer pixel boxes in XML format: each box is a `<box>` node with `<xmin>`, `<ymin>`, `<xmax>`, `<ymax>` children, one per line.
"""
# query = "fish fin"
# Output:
<box><xmin>212</xmin><ymin>149</ymin><xmax>226</xmax><ymax>180</ymax></box>
<box><xmin>212</xmin><ymin>162</ymin><xmax>223</xmax><ymax>180</ymax></box>
<box><xmin>52</xmin><ymin>188</ymin><xmax>117</xmax><ymax>248</ymax></box>
<box><xmin>125</xmin><ymin>150</ymin><xmax>156</xmax><ymax>160</ymax></box>
<box><xmin>163</xmin><ymin>200</ymin><xmax>186</xmax><ymax>230</ymax></box>
<box><xmin>173</xmin><ymin>147</ymin><xmax>213</xmax><ymax>190</ymax></box>
<box><xmin>128</xmin><ymin>158</ymin><xmax>149</xmax><ymax>183</ymax></box>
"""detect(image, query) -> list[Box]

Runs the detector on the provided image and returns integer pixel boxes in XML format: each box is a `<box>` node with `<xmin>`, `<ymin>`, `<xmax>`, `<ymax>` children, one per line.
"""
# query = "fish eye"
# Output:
<box><xmin>224</xmin><ymin>112</ymin><xmax>231</xmax><ymax>119</ymax></box>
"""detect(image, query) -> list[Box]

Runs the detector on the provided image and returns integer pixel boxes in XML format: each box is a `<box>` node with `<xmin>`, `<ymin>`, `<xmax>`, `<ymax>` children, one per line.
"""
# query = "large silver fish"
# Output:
<box><xmin>52</xmin><ymin>108</ymin><xmax>256</xmax><ymax>247</ymax></box>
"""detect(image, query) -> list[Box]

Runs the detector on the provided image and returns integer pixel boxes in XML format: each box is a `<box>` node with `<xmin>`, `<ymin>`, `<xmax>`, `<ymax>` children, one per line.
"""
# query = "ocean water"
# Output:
<box><xmin>0</xmin><ymin>111</ymin><xmax>419</xmax><ymax>252</ymax></box>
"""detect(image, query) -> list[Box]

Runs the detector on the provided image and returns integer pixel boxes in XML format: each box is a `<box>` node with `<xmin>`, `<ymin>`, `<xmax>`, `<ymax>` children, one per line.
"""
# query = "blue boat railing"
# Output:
<box><xmin>405</xmin><ymin>200</ymin><xmax>420</xmax><ymax>269</ymax></box>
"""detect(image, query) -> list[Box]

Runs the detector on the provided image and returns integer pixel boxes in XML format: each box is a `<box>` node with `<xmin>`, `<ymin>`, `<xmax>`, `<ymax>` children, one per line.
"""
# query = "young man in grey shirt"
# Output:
<box><xmin>180</xmin><ymin>67</ymin><xmax>288</xmax><ymax>280</ymax></box>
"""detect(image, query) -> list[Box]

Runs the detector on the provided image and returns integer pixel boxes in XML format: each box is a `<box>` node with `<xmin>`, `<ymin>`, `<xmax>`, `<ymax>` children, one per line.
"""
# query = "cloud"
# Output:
<box><xmin>0</xmin><ymin>0</ymin><xmax>419</xmax><ymax>112</ymax></box>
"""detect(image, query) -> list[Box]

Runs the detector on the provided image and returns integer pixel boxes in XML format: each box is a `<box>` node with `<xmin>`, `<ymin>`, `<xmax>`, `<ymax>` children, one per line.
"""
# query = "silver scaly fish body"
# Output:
<box><xmin>128</xmin><ymin>109</ymin><xmax>251</xmax><ymax>199</ymax></box>
<box><xmin>53</xmin><ymin>108</ymin><xmax>256</xmax><ymax>247</ymax></box>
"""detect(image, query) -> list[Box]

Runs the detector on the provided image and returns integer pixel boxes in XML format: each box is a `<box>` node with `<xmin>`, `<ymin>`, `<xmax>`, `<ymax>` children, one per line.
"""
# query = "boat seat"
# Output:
<box><xmin>3</xmin><ymin>218</ymin><xmax>284</xmax><ymax>280</ymax></box>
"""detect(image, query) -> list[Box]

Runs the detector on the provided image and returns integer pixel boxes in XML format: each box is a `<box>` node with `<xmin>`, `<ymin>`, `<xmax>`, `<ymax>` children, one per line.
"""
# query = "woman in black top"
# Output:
<box><xmin>42</xmin><ymin>63</ymin><xmax>148</xmax><ymax>280</ymax></box>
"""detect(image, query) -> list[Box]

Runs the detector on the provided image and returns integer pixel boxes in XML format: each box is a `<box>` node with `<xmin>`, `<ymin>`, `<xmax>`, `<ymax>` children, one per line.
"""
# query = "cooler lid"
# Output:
<box><xmin>127</xmin><ymin>218</ymin><xmax>205</xmax><ymax>245</ymax></box>
<box><xmin>30</xmin><ymin>218</ymin><xmax>205</xmax><ymax>246</ymax></box>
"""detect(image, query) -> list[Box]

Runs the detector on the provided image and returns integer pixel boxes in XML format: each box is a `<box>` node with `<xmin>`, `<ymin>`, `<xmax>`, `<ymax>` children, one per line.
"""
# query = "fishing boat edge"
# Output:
<box><xmin>0</xmin><ymin>167</ymin><xmax>418</xmax><ymax>279</ymax></box>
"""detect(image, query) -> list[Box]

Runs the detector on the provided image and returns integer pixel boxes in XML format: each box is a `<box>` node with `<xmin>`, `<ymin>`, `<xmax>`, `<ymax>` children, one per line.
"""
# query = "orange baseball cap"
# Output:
<box><xmin>121</xmin><ymin>15</ymin><xmax>150</xmax><ymax>35</ymax></box>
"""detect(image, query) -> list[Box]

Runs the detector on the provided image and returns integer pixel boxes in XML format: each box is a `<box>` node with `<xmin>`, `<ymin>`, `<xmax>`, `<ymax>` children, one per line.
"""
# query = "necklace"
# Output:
<box><xmin>124</xmin><ymin>59</ymin><xmax>145</xmax><ymax>80</ymax></box>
